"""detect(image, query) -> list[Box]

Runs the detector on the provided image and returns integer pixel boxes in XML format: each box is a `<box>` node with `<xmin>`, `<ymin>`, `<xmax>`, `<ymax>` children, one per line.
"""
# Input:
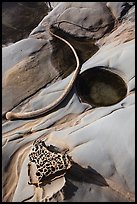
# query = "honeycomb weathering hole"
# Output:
<box><xmin>76</xmin><ymin>66</ymin><xmax>127</xmax><ymax>107</ymax></box>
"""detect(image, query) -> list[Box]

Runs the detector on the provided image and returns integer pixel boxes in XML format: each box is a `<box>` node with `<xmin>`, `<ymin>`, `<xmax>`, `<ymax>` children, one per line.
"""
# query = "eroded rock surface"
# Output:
<box><xmin>2</xmin><ymin>2</ymin><xmax>135</xmax><ymax>202</ymax></box>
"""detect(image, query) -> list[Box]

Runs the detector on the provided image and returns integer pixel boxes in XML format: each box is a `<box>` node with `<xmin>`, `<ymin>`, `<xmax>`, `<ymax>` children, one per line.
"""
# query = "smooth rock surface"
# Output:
<box><xmin>2</xmin><ymin>2</ymin><xmax>135</xmax><ymax>202</ymax></box>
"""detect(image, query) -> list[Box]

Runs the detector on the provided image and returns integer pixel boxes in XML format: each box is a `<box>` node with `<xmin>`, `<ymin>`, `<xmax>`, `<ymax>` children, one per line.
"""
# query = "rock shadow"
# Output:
<box><xmin>61</xmin><ymin>162</ymin><xmax>109</xmax><ymax>200</ymax></box>
<box><xmin>66</xmin><ymin>162</ymin><xmax>109</xmax><ymax>187</ymax></box>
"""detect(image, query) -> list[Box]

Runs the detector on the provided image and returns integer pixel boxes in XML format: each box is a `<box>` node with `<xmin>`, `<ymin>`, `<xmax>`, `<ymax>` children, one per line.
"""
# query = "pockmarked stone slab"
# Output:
<box><xmin>28</xmin><ymin>139</ymin><xmax>72</xmax><ymax>186</ymax></box>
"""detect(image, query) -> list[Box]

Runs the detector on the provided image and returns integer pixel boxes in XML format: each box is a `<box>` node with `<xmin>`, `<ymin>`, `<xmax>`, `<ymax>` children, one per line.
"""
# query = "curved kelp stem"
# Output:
<box><xmin>6</xmin><ymin>29</ymin><xmax>80</xmax><ymax>120</ymax></box>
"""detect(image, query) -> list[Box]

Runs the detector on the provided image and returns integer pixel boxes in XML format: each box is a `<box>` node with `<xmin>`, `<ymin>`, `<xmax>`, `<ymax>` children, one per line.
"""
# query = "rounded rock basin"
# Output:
<box><xmin>76</xmin><ymin>66</ymin><xmax>127</xmax><ymax>107</ymax></box>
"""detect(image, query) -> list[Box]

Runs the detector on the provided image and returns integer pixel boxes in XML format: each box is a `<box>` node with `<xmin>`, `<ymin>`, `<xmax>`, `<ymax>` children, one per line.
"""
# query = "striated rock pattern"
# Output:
<box><xmin>2</xmin><ymin>2</ymin><xmax>135</xmax><ymax>202</ymax></box>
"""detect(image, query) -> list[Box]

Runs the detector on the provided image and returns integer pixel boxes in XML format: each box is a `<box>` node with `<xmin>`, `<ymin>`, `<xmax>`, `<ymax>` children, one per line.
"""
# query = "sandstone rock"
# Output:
<box><xmin>2</xmin><ymin>2</ymin><xmax>135</xmax><ymax>202</ymax></box>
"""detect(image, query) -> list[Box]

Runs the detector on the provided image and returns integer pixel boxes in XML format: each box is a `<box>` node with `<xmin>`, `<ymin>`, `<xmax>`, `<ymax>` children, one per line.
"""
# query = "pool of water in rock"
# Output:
<box><xmin>76</xmin><ymin>66</ymin><xmax>127</xmax><ymax>107</ymax></box>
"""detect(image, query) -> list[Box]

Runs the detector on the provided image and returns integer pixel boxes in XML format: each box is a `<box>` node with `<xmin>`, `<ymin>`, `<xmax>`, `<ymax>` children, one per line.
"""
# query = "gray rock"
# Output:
<box><xmin>106</xmin><ymin>2</ymin><xmax>132</xmax><ymax>20</ymax></box>
<box><xmin>41</xmin><ymin>2</ymin><xmax>115</xmax><ymax>39</ymax></box>
<box><xmin>2</xmin><ymin>2</ymin><xmax>135</xmax><ymax>202</ymax></box>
